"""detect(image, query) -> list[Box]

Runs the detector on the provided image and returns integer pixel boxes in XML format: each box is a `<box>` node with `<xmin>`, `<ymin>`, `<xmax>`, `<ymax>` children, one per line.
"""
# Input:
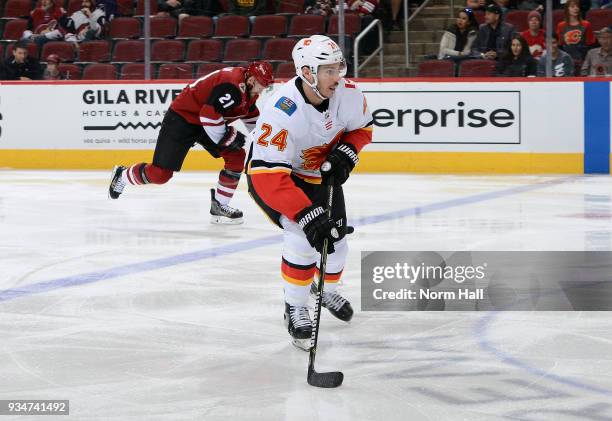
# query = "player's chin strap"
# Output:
<box><xmin>299</xmin><ymin>72</ymin><xmax>327</xmax><ymax>101</ymax></box>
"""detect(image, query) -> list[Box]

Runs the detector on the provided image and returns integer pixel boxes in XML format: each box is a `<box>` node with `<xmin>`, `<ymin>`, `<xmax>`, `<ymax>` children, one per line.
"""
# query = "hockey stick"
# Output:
<box><xmin>307</xmin><ymin>164</ymin><xmax>344</xmax><ymax>388</ymax></box>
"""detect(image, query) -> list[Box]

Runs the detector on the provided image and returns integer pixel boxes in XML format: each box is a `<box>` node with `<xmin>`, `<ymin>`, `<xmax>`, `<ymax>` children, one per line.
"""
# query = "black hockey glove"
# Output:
<box><xmin>219</xmin><ymin>126</ymin><xmax>246</xmax><ymax>152</ymax></box>
<box><xmin>296</xmin><ymin>204</ymin><xmax>339</xmax><ymax>254</ymax></box>
<box><xmin>321</xmin><ymin>143</ymin><xmax>359</xmax><ymax>185</ymax></box>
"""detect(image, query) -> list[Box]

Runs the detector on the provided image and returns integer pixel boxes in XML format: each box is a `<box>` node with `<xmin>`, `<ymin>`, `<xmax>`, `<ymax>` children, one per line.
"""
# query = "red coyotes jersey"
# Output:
<box><xmin>171</xmin><ymin>67</ymin><xmax>261</xmax><ymax>143</ymax></box>
<box><xmin>31</xmin><ymin>6</ymin><xmax>65</xmax><ymax>33</ymax></box>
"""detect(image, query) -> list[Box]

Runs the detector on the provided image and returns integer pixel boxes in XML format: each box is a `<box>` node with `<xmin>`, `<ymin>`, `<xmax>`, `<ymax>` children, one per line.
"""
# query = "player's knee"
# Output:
<box><xmin>145</xmin><ymin>164</ymin><xmax>174</xmax><ymax>184</ymax></box>
<box><xmin>328</xmin><ymin>237</ymin><xmax>348</xmax><ymax>261</ymax></box>
<box><xmin>283</xmin><ymin>231</ymin><xmax>317</xmax><ymax>264</ymax></box>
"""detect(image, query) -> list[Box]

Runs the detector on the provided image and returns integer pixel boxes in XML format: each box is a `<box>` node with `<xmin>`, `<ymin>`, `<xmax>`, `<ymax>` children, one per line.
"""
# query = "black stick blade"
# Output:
<box><xmin>307</xmin><ymin>369</ymin><xmax>344</xmax><ymax>388</ymax></box>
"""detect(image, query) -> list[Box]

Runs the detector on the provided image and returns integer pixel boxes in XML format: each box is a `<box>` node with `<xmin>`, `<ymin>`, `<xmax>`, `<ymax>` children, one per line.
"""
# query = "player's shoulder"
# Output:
<box><xmin>215</xmin><ymin>66</ymin><xmax>247</xmax><ymax>85</ymax></box>
<box><xmin>336</xmin><ymin>78</ymin><xmax>365</xmax><ymax>100</ymax></box>
<box><xmin>264</xmin><ymin>78</ymin><xmax>303</xmax><ymax>120</ymax></box>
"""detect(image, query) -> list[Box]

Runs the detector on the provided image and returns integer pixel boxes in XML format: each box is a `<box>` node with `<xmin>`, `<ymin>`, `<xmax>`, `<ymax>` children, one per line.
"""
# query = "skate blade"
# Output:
<box><xmin>108</xmin><ymin>165</ymin><xmax>121</xmax><ymax>200</ymax></box>
<box><xmin>291</xmin><ymin>338</ymin><xmax>312</xmax><ymax>352</ymax></box>
<box><xmin>210</xmin><ymin>215</ymin><xmax>244</xmax><ymax>225</ymax></box>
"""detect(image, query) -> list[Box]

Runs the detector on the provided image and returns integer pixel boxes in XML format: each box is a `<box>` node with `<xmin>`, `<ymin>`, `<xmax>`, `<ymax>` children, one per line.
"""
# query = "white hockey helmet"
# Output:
<box><xmin>292</xmin><ymin>35</ymin><xmax>347</xmax><ymax>99</ymax></box>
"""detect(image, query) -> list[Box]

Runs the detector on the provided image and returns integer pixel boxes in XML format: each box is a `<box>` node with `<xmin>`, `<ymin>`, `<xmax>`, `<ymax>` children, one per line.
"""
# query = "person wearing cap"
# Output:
<box><xmin>0</xmin><ymin>41</ymin><xmax>43</xmax><ymax>80</ymax></box>
<box><xmin>520</xmin><ymin>10</ymin><xmax>545</xmax><ymax>59</ymax></box>
<box><xmin>470</xmin><ymin>3</ymin><xmax>516</xmax><ymax>60</ymax></box>
<box><xmin>43</xmin><ymin>54</ymin><xmax>65</xmax><ymax>80</ymax></box>
<box><xmin>581</xmin><ymin>26</ymin><xmax>612</xmax><ymax>76</ymax></box>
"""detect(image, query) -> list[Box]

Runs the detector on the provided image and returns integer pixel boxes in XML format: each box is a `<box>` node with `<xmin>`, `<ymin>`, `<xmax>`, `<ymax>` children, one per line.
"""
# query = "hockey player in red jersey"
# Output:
<box><xmin>108</xmin><ymin>61</ymin><xmax>274</xmax><ymax>224</ymax></box>
<box><xmin>247</xmin><ymin>36</ymin><xmax>373</xmax><ymax>350</ymax></box>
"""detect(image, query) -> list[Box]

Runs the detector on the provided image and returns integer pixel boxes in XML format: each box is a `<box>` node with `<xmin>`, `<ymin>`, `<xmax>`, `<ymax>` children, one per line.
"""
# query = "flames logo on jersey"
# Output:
<box><xmin>564</xmin><ymin>29</ymin><xmax>583</xmax><ymax>45</ymax></box>
<box><xmin>300</xmin><ymin>130</ymin><xmax>344</xmax><ymax>170</ymax></box>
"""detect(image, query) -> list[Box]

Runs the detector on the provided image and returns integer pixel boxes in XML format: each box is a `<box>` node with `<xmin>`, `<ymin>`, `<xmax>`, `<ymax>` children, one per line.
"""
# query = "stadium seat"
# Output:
<box><xmin>0</xmin><ymin>44</ymin><xmax>4</xmax><ymax>61</ymax></box>
<box><xmin>214</xmin><ymin>15</ymin><xmax>249</xmax><ymax>38</ymax></box>
<box><xmin>151</xmin><ymin>39</ymin><xmax>185</xmax><ymax>62</ymax></box>
<box><xmin>3</xmin><ymin>0</ymin><xmax>33</xmax><ymax>18</ymax></box>
<box><xmin>82</xmin><ymin>63</ymin><xmax>117</xmax><ymax>79</ymax></box>
<box><xmin>552</xmin><ymin>9</ymin><xmax>564</xmax><ymax>30</ymax></box>
<box><xmin>150</xmin><ymin>16</ymin><xmax>177</xmax><ymax>38</ymax></box>
<box><xmin>275</xmin><ymin>61</ymin><xmax>296</xmax><ymax>78</ymax></box>
<box><xmin>277</xmin><ymin>0</ymin><xmax>304</xmax><ymax>14</ymax></box>
<box><xmin>135</xmin><ymin>0</ymin><xmax>158</xmax><ymax>16</ymax></box>
<box><xmin>41</xmin><ymin>42</ymin><xmax>76</xmax><ymax>62</ymax></box>
<box><xmin>158</xmin><ymin>63</ymin><xmax>193</xmax><ymax>79</ymax></box>
<box><xmin>585</xmin><ymin>9</ymin><xmax>612</xmax><ymax>31</ymax></box>
<box><xmin>458</xmin><ymin>59</ymin><xmax>496</xmax><ymax>77</ymax></box>
<box><xmin>417</xmin><ymin>60</ymin><xmax>455</xmax><ymax>77</ymax></box>
<box><xmin>2</xmin><ymin>19</ymin><xmax>27</xmax><ymax>41</ymax></box>
<box><xmin>112</xmin><ymin>39</ymin><xmax>144</xmax><ymax>62</ymax></box>
<box><xmin>120</xmin><ymin>62</ymin><xmax>155</xmax><ymax>79</ymax></box>
<box><xmin>262</xmin><ymin>38</ymin><xmax>296</xmax><ymax>62</ymax></box>
<box><xmin>288</xmin><ymin>15</ymin><xmax>325</xmax><ymax>37</ymax></box>
<box><xmin>178</xmin><ymin>16</ymin><xmax>213</xmax><ymax>38</ymax></box>
<box><xmin>78</xmin><ymin>40</ymin><xmax>111</xmax><ymax>62</ymax></box>
<box><xmin>251</xmin><ymin>15</ymin><xmax>287</xmax><ymax>37</ymax></box>
<box><xmin>116</xmin><ymin>0</ymin><xmax>134</xmax><ymax>16</ymax></box>
<box><xmin>195</xmin><ymin>62</ymin><xmax>227</xmax><ymax>77</ymax></box>
<box><xmin>223</xmin><ymin>39</ymin><xmax>261</xmax><ymax>63</ymax></box>
<box><xmin>110</xmin><ymin>17</ymin><xmax>141</xmax><ymax>39</ymax></box>
<box><xmin>328</xmin><ymin>13</ymin><xmax>361</xmax><ymax>35</ymax></box>
<box><xmin>67</xmin><ymin>0</ymin><xmax>82</xmax><ymax>14</ymax></box>
<box><xmin>5</xmin><ymin>42</ymin><xmax>38</xmax><ymax>59</ymax></box>
<box><xmin>59</xmin><ymin>63</ymin><xmax>82</xmax><ymax>80</ymax></box>
<box><xmin>186</xmin><ymin>39</ymin><xmax>223</xmax><ymax>62</ymax></box>
<box><xmin>504</xmin><ymin>10</ymin><xmax>529</xmax><ymax>32</ymax></box>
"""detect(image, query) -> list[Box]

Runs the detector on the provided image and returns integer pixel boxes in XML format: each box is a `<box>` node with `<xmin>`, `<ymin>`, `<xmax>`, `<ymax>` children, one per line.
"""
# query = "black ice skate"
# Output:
<box><xmin>284</xmin><ymin>302</ymin><xmax>313</xmax><ymax>351</ymax></box>
<box><xmin>209</xmin><ymin>188</ymin><xmax>243</xmax><ymax>225</ymax></box>
<box><xmin>311</xmin><ymin>282</ymin><xmax>354</xmax><ymax>322</ymax></box>
<box><xmin>108</xmin><ymin>165</ymin><xmax>126</xmax><ymax>199</ymax></box>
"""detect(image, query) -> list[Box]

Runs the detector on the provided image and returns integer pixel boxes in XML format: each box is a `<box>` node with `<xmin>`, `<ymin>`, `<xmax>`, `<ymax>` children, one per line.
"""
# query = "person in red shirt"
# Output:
<box><xmin>556</xmin><ymin>0</ymin><xmax>596</xmax><ymax>62</ymax></box>
<box><xmin>21</xmin><ymin>0</ymin><xmax>66</xmax><ymax>47</ymax></box>
<box><xmin>108</xmin><ymin>61</ymin><xmax>274</xmax><ymax>225</ymax></box>
<box><xmin>520</xmin><ymin>10</ymin><xmax>545</xmax><ymax>59</ymax></box>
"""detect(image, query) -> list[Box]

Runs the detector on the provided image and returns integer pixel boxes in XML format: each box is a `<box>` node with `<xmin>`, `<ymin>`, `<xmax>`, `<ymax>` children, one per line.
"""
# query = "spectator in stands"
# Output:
<box><xmin>496</xmin><ymin>33</ymin><xmax>537</xmax><ymax>75</ymax></box>
<box><xmin>557</xmin><ymin>0</ymin><xmax>596</xmax><ymax>62</ymax></box>
<box><xmin>229</xmin><ymin>0</ymin><xmax>266</xmax><ymax>15</ymax></box>
<box><xmin>43</xmin><ymin>53</ymin><xmax>66</xmax><ymax>80</ymax></box>
<box><xmin>157</xmin><ymin>0</ymin><xmax>191</xmax><ymax>20</ymax></box>
<box><xmin>62</xmin><ymin>0</ymin><xmax>107</xmax><ymax>43</ymax></box>
<box><xmin>466</xmin><ymin>0</ymin><xmax>486</xmax><ymax>11</ymax></box>
<box><xmin>305</xmin><ymin>0</ymin><xmax>334</xmax><ymax>16</ymax></box>
<box><xmin>581</xmin><ymin>25</ymin><xmax>612</xmax><ymax>76</ymax></box>
<box><xmin>520</xmin><ymin>10</ymin><xmax>545</xmax><ymax>59</ymax></box>
<box><xmin>471</xmin><ymin>3</ymin><xmax>516</xmax><ymax>60</ymax></box>
<box><xmin>438</xmin><ymin>8</ymin><xmax>479</xmax><ymax>60</ymax></box>
<box><xmin>0</xmin><ymin>41</ymin><xmax>43</xmax><ymax>80</ymax></box>
<box><xmin>21</xmin><ymin>0</ymin><xmax>66</xmax><ymax>48</ymax></box>
<box><xmin>336</xmin><ymin>0</ymin><xmax>379</xmax><ymax>15</ymax></box>
<box><xmin>537</xmin><ymin>33</ymin><xmax>574</xmax><ymax>76</ymax></box>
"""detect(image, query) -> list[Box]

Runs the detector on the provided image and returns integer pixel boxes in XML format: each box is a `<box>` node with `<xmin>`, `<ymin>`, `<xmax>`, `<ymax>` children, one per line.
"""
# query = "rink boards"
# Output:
<box><xmin>0</xmin><ymin>78</ymin><xmax>610</xmax><ymax>174</ymax></box>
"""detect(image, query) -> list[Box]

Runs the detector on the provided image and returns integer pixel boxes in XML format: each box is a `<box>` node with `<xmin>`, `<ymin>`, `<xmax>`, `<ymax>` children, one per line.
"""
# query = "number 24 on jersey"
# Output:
<box><xmin>257</xmin><ymin>124</ymin><xmax>288</xmax><ymax>152</ymax></box>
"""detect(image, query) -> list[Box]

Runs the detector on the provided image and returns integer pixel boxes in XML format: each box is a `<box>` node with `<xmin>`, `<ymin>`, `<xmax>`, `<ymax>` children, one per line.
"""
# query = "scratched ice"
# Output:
<box><xmin>1</xmin><ymin>171</ymin><xmax>611</xmax><ymax>421</ymax></box>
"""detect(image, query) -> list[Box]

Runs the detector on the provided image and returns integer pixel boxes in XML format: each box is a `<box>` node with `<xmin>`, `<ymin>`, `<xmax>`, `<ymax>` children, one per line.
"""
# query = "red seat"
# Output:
<box><xmin>262</xmin><ymin>38</ymin><xmax>296</xmax><ymax>61</ymax></box>
<box><xmin>417</xmin><ymin>59</ymin><xmax>455</xmax><ymax>77</ymax></box>
<box><xmin>151</xmin><ymin>39</ymin><xmax>185</xmax><ymax>61</ymax></box>
<box><xmin>41</xmin><ymin>41</ymin><xmax>76</xmax><ymax>62</ymax></box>
<box><xmin>3</xmin><ymin>0</ymin><xmax>32</xmax><ymax>18</ymax></box>
<box><xmin>113</xmin><ymin>39</ymin><xmax>144</xmax><ymax>61</ymax></box>
<box><xmin>504</xmin><ymin>10</ymin><xmax>529</xmax><ymax>32</ymax></box>
<box><xmin>214</xmin><ymin>15</ymin><xmax>249</xmax><ymax>38</ymax></box>
<box><xmin>82</xmin><ymin>63</ymin><xmax>117</xmax><ymax>79</ymax></box>
<box><xmin>110</xmin><ymin>17</ymin><xmax>141</xmax><ymax>39</ymax></box>
<box><xmin>5</xmin><ymin>42</ymin><xmax>38</xmax><ymax>59</ymax></box>
<box><xmin>67</xmin><ymin>0</ymin><xmax>82</xmax><ymax>14</ymax></box>
<box><xmin>288</xmin><ymin>14</ymin><xmax>325</xmax><ymax>37</ymax></box>
<box><xmin>116</xmin><ymin>0</ymin><xmax>134</xmax><ymax>15</ymax></box>
<box><xmin>552</xmin><ymin>10</ymin><xmax>564</xmax><ymax>31</ymax></box>
<box><xmin>224</xmin><ymin>39</ymin><xmax>261</xmax><ymax>62</ymax></box>
<box><xmin>78</xmin><ymin>40</ymin><xmax>111</xmax><ymax>62</ymax></box>
<box><xmin>2</xmin><ymin>18</ymin><xmax>28</xmax><ymax>41</ymax></box>
<box><xmin>135</xmin><ymin>0</ymin><xmax>157</xmax><ymax>16</ymax></box>
<box><xmin>275</xmin><ymin>61</ymin><xmax>295</xmax><ymax>78</ymax></box>
<box><xmin>251</xmin><ymin>14</ymin><xmax>287</xmax><ymax>37</ymax></box>
<box><xmin>195</xmin><ymin>62</ymin><xmax>226</xmax><ymax>77</ymax></box>
<box><xmin>585</xmin><ymin>9</ymin><xmax>612</xmax><ymax>31</ymax></box>
<box><xmin>277</xmin><ymin>0</ymin><xmax>304</xmax><ymax>14</ymax></box>
<box><xmin>458</xmin><ymin>59</ymin><xmax>496</xmax><ymax>77</ymax></box>
<box><xmin>178</xmin><ymin>15</ymin><xmax>213</xmax><ymax>38</ymax></box>
<box><xmin>59</xmin><ymin>63</ymin><xmax>82</xmax><ymax>79</ymax></box>
<box><xmin>120</xmin><ymin>62</ymin><xmax>155</xmax><ymax>79</ymax></box>
<box><xmin>150</xmin><ymin>16</ymin><xmax>177</xmax><ymax>38</ymax></box>
<box><xmin>328</xmin><ymin>13</ymin><xmax>361</xmax><ymax>35</ymax></box>
<box><xmin>158</xmin><ymin>63</ymin><xmax>193</xmax><ymax>79</ymax></box>
<box><xmin>0</xmin><ymin>45</ymin><xmax>4</xmax><ymax>61</ymax></box>
<box><xmin>186</xmin><ymin>39</ymin><xmax>223</xmax><ymax>61</ymax></box>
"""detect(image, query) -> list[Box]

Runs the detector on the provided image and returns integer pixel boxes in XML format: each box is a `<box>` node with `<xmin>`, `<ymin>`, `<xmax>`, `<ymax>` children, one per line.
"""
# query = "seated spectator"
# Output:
<box><xmin>22</xmin><ymin>0</ymin><xmax>67</xmax><ymax>48</ymax></box>
<box><xmin>581</xmin><ymin>25</ymin><xmax>612</xmax><ymax>76</ymax></box>
<box><xmin>336</xmin><ymin>0</ymin><xmax>378</xmax><ymax>15</ymax></box>
<box><xmin>556</xmin><ymin>0</ymin><xmax>596</xmax><ymax>62</ymax></box>
<box><xmin>520</xmin><ymin>10</ymin><xmax>545</xmax><ymax>59</ymax></box>
<box><xmin>466</xmin><ymin>0</ymin><xmax>486</xmax><ymax>11</ymax></box>
<box><xmin>229</xmin><ymin>0</ymin><xmax>266</xmax><ymax>15</ymax></box>
<box><xmin>438</xmin><ymin>8</ymin><xmax>479</xmax><ymax>60</ymax></box>
<box><xmin>496</xmin><ymin>34</ymin><xmax>537</xmax><ymax>75</ymax></box>
<box><xmin>305</xmin><ymin>0</ymin><xmax>334</xmax><ymax>16</ymax></box>
<box><xmin>43</xmin><ymin>53</ymin><xmax>66</xmax><ymax>80</ymax></box>
<box><xmin>471</xmin><ymin>3</ymin><xmax>516</xmax><ymax>60</ymax></box>
<box><xmin>537</xmin><ymin>33</ymin><xmax>574</xmax><ymax>76</ymax></box>
<box><xmin>62</xmin><ymin>0</ymin><xmax>107</xmax><ymax>43</ymax></box>
<box><xmin>0</xmin><ymin>41</ymin><xmax>43</xmax><ymax>80</ymax></box>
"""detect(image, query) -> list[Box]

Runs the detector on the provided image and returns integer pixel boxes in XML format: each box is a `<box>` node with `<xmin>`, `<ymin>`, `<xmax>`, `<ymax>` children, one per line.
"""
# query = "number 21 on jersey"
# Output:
<box><xmin>257</xmin><ymin>123</ymin><xmax>288</xmax><ymax>152</ymax></box>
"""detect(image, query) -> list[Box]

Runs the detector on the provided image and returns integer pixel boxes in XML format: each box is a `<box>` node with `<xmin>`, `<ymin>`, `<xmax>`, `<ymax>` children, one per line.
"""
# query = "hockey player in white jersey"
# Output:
<box><xmin>246</xmin><ymin>35</ymin><xmax>373</xmax><ymax>350</ymax></box>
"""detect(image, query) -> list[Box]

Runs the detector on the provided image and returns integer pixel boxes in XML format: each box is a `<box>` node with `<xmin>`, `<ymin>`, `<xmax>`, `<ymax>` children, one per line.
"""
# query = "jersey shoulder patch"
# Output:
<box><xmin>274</xmin><ymin>96</ymin><xmax>297</xmax><ymax>116</ymax></box>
